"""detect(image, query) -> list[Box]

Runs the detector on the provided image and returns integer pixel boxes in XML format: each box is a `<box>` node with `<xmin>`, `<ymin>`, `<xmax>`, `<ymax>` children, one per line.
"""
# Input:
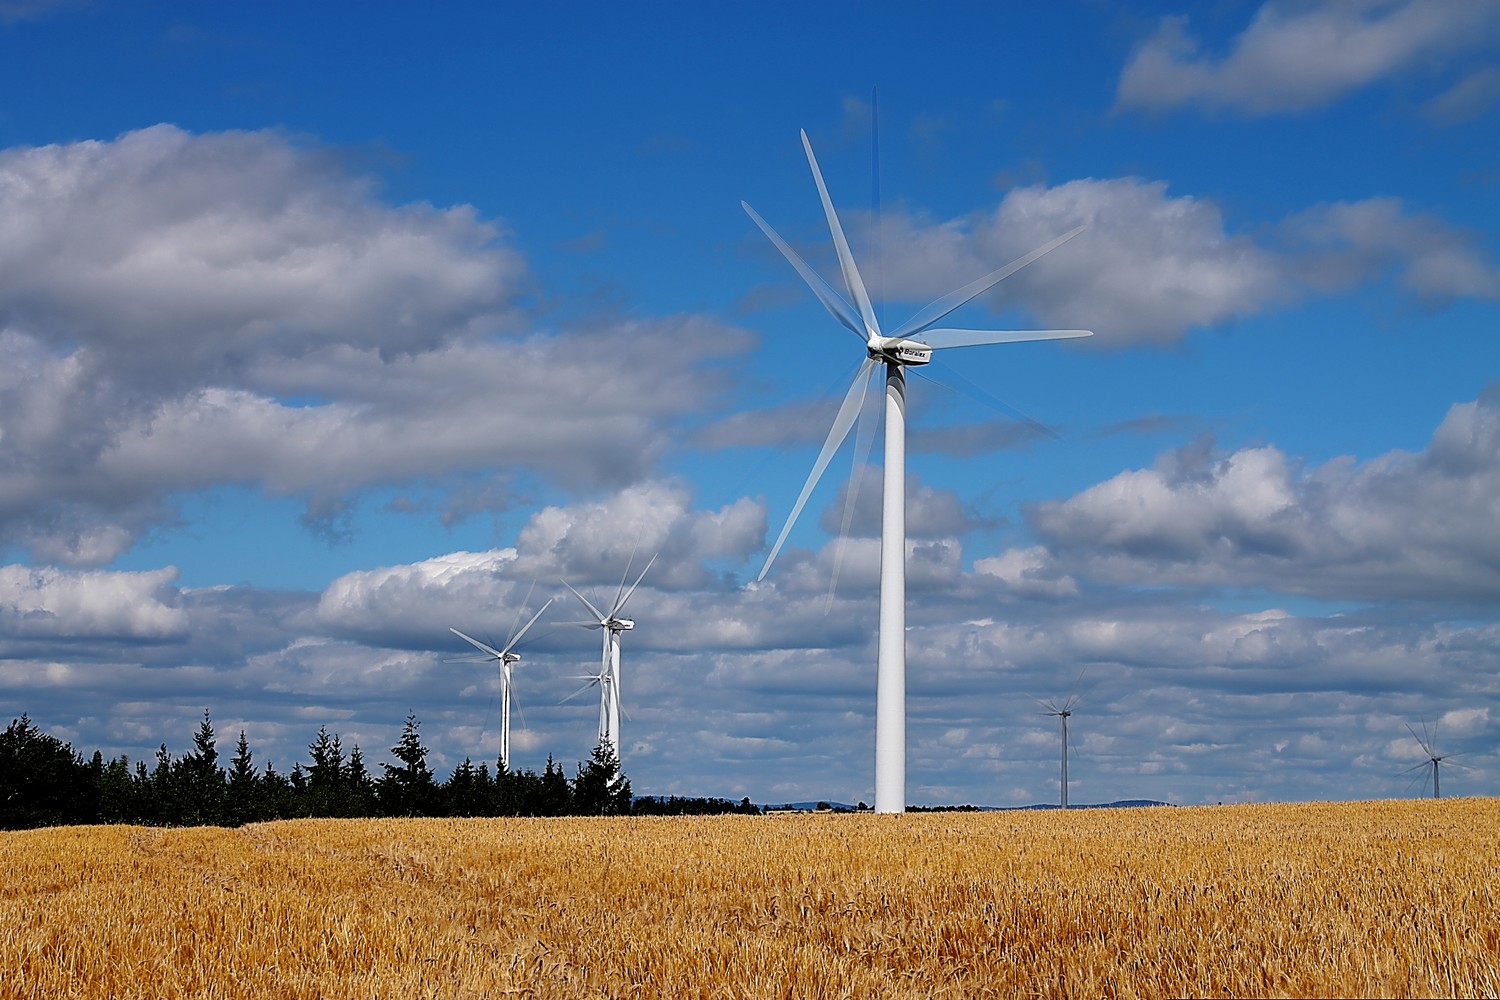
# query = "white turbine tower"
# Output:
<box><xmin>561</xmin><ymin>552</ymin><xmax>657</xmax><ymax>759</ymax></box>
<box><xmin>448</xmin><ymin>597</ymin><xmax>552</xmax><ymax>772</ymax></box>
<box><xmin>745</xmin><ymin>129</ymin><xmax>1091</xmax><ymax>814</ymax></box>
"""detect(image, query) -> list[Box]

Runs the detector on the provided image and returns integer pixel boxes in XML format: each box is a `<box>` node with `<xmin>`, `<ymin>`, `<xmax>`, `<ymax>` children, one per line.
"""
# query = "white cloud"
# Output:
<box><xmin>512</xmin><ymin>480</ymin><xmax>765</xmax><ymax>589</ymax></box>
<box><xmin>1423</xmin><ymin>66</ymin><xmax>1500</xmax><ymax>124</ymax></box>
<box><xmin>974</xmin><ymin>546</ymin><xmax>1079</xmax><ymax>599</ymax></box>
<box><xmin>1117</xmin><ymin>1</ymin><xmax>1500</xmax><ymax>116</ymax></box>
<box><xmin>1030</xmin><ymin>389</ymin><xmax>1500</xmax><ymax>601</ymax></box>
<box><xmin>872</xmin><ymin>179</ymin><xmax>1284</xmax><ymax>345</ymax></box>
<box><xmin>1282</xmin><ymin>198</ymin><xmax>1500</xmax><ymax>303</ymax></box>
<box><xmin>0</xmin><ymin>564</ymin><xmax>187</xmax><ymax>638</ymax></box>
<box><xmin>0</xmin><ymin>126</ymin><xmax>525</xmax><ymax>377</ymax></box>
<box><xmin>0</xmin><ymin>127</ymin><xmax>752</xmax><ymax>562</ymax></box>
<box><xmin>861</xmin><ymin>183</ymin><xmax>1497</xmax><ymax>347</ymax></box>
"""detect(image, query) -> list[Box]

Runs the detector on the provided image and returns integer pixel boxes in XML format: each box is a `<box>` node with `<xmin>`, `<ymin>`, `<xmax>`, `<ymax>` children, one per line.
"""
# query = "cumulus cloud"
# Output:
<box><xmin>1027</xmin><ymin>389</ymin><xmax>1500</xmax><ymax>602</ymax></box>
<box><xmin>0</xmin><ymin>127</ymin><xmax>751</xmax><ymax>563</ymax></box>
<box><xmin>870</xmin><ymin>179</ymin><xmax>1283</xmax><ymax>345</ymax></box>
<box><xmin>1117</xmin><ymin>1</ymin><xmax>1500</xmax><ymax>116</ymax></box>
<box><xmin>310</xmin><ymin>481</ymin><xmax>767</xmax><ymax>649</ymax></box>
<box><xmin>973</xmin><ymin>546</ymin><xmax>1079</xmax><ymax>599</ymax></box>
<box><xmin>0</xmin><ymin>564</ymin><xmax>187</xmax><ymax>639</ymax></box>
<box><xmin>856</xmin><ymin>181</ymin><xmax>1497</xmax><ymax>348</ymax></box>
<box><xmin>0</xmin><ymin>125</ymin><xmax>525</xmax><ymax>378</ymax></box>
<box><xmin>1281</xmin><ymin>198</ymin><xmax>1500</xmax><ymax>303</ymax></box>
<box><xmin>510</xmin><ymin>480</ymin><xmax>765</xmax><ymax>589</ymax></box>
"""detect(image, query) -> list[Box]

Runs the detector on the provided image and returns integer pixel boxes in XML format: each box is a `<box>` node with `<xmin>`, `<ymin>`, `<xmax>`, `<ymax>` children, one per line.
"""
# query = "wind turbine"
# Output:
<box><xmin>1039</xmin><ymin>692</ymin><xmax>1081</xmax><ymax>809</ymax></box>
<box><xmin>1403</xmin><ymin>720</ymin><xmax>1465</xmax><ymax>799</ymax></box>
<box><xmin>744</xmin><ymin>129</ymin><xmax>1091</xmax><ymax>813</ymax></box>
<box><xmin>447</xmin><ymin>597</ymin><xmax>552</xmax><ymax>772</ymax></box>
<box><xmin>560</xmin><ymin>552</ymin><xmax>657</xmax><ymax>760</ymax></box>
<box><xmin>561</xmin><ymin>659</ymin><xmax>614</xmax><ymax>752</ymax></box>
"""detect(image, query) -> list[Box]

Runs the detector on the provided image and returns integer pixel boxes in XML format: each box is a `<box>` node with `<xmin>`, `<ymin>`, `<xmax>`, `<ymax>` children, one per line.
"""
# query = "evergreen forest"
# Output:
<box><xmin>1</xmin><ymin>712</ymin><xmax>761</xmax><ymax>829</ymax></box>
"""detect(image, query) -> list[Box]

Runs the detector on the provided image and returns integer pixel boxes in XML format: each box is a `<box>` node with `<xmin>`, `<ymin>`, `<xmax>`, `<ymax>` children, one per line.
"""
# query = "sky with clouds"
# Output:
<box><xmin>1</xmin><ymin>0</ymin><xmax>1497</xmax><ymax>806</ymax></box>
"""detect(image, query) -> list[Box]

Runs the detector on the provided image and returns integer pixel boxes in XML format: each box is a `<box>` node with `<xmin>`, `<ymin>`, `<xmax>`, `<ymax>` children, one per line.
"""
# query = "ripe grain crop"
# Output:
<box><xmin>3</xmin><ymin>799</ymin><xmax>1499</xmax><ymax>998</ymax></box>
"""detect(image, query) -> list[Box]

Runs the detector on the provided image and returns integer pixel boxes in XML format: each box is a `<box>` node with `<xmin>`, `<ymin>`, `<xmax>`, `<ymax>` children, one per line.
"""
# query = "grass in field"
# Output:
<box><xmin>4</xmin><ymin>799</ymin><xmax>1499</xmax><ymax>998</ymax></box>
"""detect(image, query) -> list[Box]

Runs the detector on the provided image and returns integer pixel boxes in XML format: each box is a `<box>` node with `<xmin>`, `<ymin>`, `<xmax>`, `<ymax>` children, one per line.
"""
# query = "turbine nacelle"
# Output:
<box><xmin>868</xmin><ymin>337</ymin><xmax>933</xmax><ymax>366</ymax></box>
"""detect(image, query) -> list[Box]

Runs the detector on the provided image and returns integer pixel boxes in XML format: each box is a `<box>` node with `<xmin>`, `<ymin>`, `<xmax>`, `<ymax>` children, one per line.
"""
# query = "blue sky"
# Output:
<box><xmin>2</xmin><ymin>0</ymin><xmax>1497</xmax><ymax>806</ymax></box>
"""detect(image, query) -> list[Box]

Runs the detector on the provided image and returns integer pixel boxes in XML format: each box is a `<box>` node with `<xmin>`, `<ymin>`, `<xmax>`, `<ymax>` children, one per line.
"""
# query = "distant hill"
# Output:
<box><xmin>765</xmin><ymin>800</ymin><xmax>1171</xmax><ymax>813</ymax></box>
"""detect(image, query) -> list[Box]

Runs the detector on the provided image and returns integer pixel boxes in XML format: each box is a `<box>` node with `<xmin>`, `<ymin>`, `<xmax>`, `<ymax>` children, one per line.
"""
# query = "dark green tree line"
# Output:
<box><xmin>0</xmin><ymin>712</ymin><xmax>757</xmax><ymax>830</ymax></box>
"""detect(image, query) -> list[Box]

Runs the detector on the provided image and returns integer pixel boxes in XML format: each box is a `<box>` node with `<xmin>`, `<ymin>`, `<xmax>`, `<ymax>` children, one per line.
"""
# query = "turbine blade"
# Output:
<box><xmin>742</xmin><ymin>200</ymin><xmax>864</xmax><ymax>339</ymax></box>
<box><xmin>1407</xmin><ymin>722</ymin><xmax>1435</xmax><ymax>757</ymax></box>
<box><xmin>920</xmin><ymin>328</ymin><xmax>1094</xmax><ymax>350</ymax></box>
<box><xmin>871</xmin><ymin>87</ymin><xmax>883</xmax><ymax>335</ymax></box>
<box><xmin>562</xmin><ymin>580</ymin><xmax>606</xmax><ymax>623</ymax></box>
<box><xmin>614</xmin><ymin>552</ymin><xmax>658</xmax><ymax>616</ymax></box>
<box><xmin>826</xmin><ymin>362</ymin><xmax>881</xmax><ymax>607</ymax></box>
<box><xmin>507</xmin><ymin>580</ymin><xmax>537</xmax><ymax>648</ymax></box>
<box><xmin>449</xmin><ymin>627</ymin><xmax>504</xmax><ymax>659</ymax></box>
<box><xmin>501</xmin><ymin>598</ymin><xmax>553</xmax><ymax>655</ymax></box>
<box><xmin>758</xmin><ymin>357</ymin><xmax>879</xmax><ymax>581</ymax></box>
<box><xmin>560</xmin><ymin>678</ymin><xmax>600</xmax><ymax>704</ymax></box>
<box><xmin>801</xmin><ymin>130</ymin><xmax>879</xmax><ymax>337</ymax></box>
<box><xmin>611</xmin><ymin>547</ymin><xmax>639</xmax><ymax>619</ymax></box>
<box><xmin>889</xmin><ymin>225</ymin><xmax>1087</xmax><ymax>340</ymax></box>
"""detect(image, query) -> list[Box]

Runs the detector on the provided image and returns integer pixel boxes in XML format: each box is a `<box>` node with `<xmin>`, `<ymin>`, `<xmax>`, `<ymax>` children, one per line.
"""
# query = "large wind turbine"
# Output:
<box><xmin>745</xmin><ymin>129</ymin><xmax>1091</xmax><ymax>813</ymax></box>
<box><xmin>561</xmin><ymin>553</ymin><xmax>657</xmax><ymax>759</ymax></box>
<box><xmin>448</xmin><ymin>597</ymin><xmax>552</xmax><ymax>772</ymax></box>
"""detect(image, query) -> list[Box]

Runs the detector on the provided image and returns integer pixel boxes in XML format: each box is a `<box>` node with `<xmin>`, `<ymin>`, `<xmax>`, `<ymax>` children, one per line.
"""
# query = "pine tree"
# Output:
<box><xmin>0</xmin><ymin>714</ymin><xmax>91</xmax><ymax>829</ymax></box>
<box><xmin>572</xmin><ymin>741</ymin><xmax>632</xmax><ymax>815</ymax></box>
<box><xmin>226</xmin><ymin>730</ymin><xmax>258</xmax><ymax>825</ymax></box>
<box><xmin>379</xmin><ymin>713</ymin><xmax>436</xmax><ymax>816</ymax></box>
<box><xmin>538</xmin><ymin>755</ymin><xmax>573</xmax><ymax>816</ymax></box>
<box><xmin>174</xmin><ymin>710</ymin><xmax>226</xmax><ymax>825</ymax></box>
<box><xmin>305</xmin><ymin>726</ymin><xmax>349</xmax><ymax>816</ymax></box>
<box><xmin>345</xmin><ymin>744</ymin><xmax>376</xmax><ymax>815</ymax></box>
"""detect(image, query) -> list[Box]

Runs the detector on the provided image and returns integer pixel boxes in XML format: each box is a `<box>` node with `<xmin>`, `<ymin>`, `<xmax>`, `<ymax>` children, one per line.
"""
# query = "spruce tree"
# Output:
<box><xmin>226</xmin><ymin>730</ymin><xmax>258</xmax><ymax>825</ymax></box>
<box><xmin>572</xmin><ymin>741</ymin><xmax>632</xmax><ymax>815</ymax></box>
<box><xmin>0</xmin><ymin>715</ymin><xmax>91</xmax><ymax>829</ymax></box>
<box><xmin>174</xmin><ymin>710</ymin><xmax>226</xmax><ymax>825</ymax></box>
<box><xmin>379</xmin><ymin>713</ymin><xmax>436</xmax><ymax>816</ymax></box>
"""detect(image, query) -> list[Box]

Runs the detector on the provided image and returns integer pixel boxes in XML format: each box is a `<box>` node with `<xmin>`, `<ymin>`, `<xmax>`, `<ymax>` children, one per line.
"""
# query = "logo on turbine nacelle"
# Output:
<box><xmin>609</xmin><ymin>618</ymin><xmax>635</xmax><ymax>630</ymax></box>
<box><xmin>893</xmin><ymin>342</ymin><xmax>932</xmax><ymax>365</ymax></box>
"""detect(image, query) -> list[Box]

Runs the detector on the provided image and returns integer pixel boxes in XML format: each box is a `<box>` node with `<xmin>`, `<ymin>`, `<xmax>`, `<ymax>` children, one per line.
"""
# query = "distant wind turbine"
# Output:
<box><xmin>448</xmin><ymin>596</ymin><xmax>552</xmax><ymax>772</ymax></box>
<box><xmin>744</xmin><ymin>128</ymin><xmax>1091</xmax><ymax>813</ymax></box>
<box><xmin>560</xmin><ymin>552</ymin><xmax>657</xmax><ymax>761</ymax></box>
<box><xmin>1039</xmin><ymin>691</ymin><xmax>1081</xmax><ymax>809</ymax></box>
<box><xmin>1403</xmin><ymin>720</ymin><xmax>1466</xmax><ymax>799</ymax></box>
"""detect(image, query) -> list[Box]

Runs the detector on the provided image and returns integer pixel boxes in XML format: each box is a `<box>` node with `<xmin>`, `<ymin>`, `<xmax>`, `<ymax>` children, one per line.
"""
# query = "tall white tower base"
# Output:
<box><xmin>874</xmin><ymin>362</ymin><xmax>906</xmax><ymax>814</ymax></box>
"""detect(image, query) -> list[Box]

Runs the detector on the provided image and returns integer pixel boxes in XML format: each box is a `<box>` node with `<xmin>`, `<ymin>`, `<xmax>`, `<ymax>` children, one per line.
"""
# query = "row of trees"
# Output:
<box><xmin>1</xmin><ymin>710</ymin><xmax>711</xmax><ymax>829</ymax></box>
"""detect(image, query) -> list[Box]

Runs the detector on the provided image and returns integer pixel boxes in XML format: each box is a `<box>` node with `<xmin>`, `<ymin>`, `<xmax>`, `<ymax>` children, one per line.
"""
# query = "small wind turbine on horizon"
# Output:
<box><xmin>1039</xmin><ymin>691</ymin><xmax>1082</xmax><ymax>809</ymax></box>
<box><xmin>743</xmin><ymin>127</ymin><xmax>1091</xmax><ymax>813</ymax></box>
<box><xmin>447</xmin><ymin>596</ymin><xmax>552</xmax><ymax>772</ymax></box>
<box><xmin>1403</xmin><ymin>720</ymin><xmax>1466</xmax><ymax>799</ymax></box>
<box><xmin>559</xmin><ymin>552</ymin><xmax>657</xmax><ymax>762</ymax></box>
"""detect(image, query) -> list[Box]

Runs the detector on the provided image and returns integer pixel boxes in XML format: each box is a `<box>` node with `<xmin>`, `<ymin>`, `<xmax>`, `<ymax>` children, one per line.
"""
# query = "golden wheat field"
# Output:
<box><xmin>3</xmin><ymin>799</ymin><xmax>1499</xmax><ymax>999</ymax></box>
